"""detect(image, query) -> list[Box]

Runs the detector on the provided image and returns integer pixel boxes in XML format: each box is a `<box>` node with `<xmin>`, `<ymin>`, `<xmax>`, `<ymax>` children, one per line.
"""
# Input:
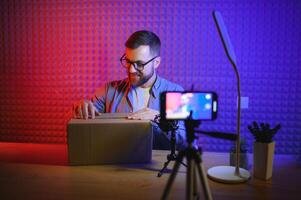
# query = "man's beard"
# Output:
<box><xmin>129</xmin><ymin>67</ymin><xmax>155</xmax><ymax>87</ymax></box>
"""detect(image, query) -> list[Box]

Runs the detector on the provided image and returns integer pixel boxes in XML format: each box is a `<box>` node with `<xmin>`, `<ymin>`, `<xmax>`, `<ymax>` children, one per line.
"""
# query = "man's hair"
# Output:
<box><xmin>125</xmin><ymin>30</ymin><xmax>161</xmax><ymax>56</ymax></box>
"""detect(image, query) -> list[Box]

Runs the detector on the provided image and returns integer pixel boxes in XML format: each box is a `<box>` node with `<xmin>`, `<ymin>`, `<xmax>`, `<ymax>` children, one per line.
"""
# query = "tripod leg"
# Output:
<box><xmin>161</xmin><ymin>150</ymin><xmax>185</xmax><ymax>200</ymax></box>
<box><xmin>180</xmin><ymin>161</ymin><xmax>188</xmax><ymax>167</ymax></box>
<box><xmin>195</xmin><ymin>161</ymin><xmax>213</xmax><ymax>200</ymax></box>
<box><xmin>158</xmin><ymin>160</ymin><xmax>172</xmax><ymax>177</ymax></box>
<box><xmin>193</xmin><ymin>167</ymin><xmax>200</xmax><ymax>200</ymax></box>
<box><xmin>186</xmin><ymin>154</ymin><xmax>194</xmax><ymax>200</ymax></box>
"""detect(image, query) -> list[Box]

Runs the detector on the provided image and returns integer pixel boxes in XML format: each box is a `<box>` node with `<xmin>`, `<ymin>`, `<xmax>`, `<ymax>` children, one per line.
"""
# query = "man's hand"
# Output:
<box><xmin>73</xmin><ymin>100</ymin><xmax>100</xmax><ymax>119</ymax></box>
<box><xmin>127</xmin><ymin>108</ymin><xmax>159</xmax><ymax>120</ymax></box>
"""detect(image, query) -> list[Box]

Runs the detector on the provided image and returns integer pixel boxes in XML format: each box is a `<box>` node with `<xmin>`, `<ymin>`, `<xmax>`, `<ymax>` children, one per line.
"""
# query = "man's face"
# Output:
<box><xmin>125</xmin><ymin>45</ymin><xmax>159</xmax><ymax>87</ymax></box>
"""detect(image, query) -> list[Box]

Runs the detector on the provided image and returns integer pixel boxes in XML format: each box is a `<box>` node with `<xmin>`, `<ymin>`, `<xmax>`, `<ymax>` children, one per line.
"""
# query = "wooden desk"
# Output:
<box><xmin>0</xmin><ymin>147</ymin><xmax>300</xmax><ymax>200</ymax></box>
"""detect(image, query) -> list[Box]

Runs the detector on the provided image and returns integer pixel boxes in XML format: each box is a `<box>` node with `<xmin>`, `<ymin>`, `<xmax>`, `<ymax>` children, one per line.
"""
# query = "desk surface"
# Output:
<box><xmin>0</xmin><ymin>144</ymin><xmax>300</xmax><ymax>200</ymax></box>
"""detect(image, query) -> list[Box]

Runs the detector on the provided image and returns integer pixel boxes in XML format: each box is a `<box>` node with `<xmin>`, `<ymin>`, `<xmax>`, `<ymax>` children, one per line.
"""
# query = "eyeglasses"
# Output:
<box><xmin>120</xmin><ymin>54</ymin><xmax>158</xmax><ymax>72</ymax></box>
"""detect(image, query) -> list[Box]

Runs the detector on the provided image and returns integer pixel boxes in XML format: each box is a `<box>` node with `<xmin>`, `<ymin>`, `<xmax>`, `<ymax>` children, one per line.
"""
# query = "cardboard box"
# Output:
<box><xmin>67</xmin><ymin>117</ymin><xmax>153</xmax><ymax>165</ymax></box>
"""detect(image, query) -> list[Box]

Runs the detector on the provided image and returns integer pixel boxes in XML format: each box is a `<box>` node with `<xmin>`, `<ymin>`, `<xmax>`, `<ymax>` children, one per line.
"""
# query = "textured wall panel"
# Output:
<box><xmin>0</xmin><ymin>0</ymin><xmax>300</xmax><ymax>154</ymax></box>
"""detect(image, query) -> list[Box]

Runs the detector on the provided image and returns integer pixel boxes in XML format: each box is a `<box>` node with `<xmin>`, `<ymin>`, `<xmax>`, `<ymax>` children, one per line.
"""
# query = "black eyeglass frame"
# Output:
<box><xmin>120</xmin><ymin>54</ymin><xmax>159</xmax><ymax>72</ymax></box>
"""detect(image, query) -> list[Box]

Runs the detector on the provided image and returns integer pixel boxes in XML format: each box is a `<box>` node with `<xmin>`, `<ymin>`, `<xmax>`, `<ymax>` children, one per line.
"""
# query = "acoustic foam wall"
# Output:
<box><xmin>1</xmin><ymin>0</ymin><xmax>300</xmax><ymax>154</ymax></box>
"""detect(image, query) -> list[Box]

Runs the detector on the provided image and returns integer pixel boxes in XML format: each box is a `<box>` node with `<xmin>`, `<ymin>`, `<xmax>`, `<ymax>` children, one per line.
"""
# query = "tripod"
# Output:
<box><xmin>153</xmin><ymin>115</ymin><xmax>187</xmax><ymax>177</ymax></box>
<box><xmin>157</xmin><ymin>127</ymin><xmax>187</xmax><ymax>177</ymax></box>
<box><xmin>161</xmin><ymin>119</ymin><xmax>213</xmax><ymax>200</ymax></box>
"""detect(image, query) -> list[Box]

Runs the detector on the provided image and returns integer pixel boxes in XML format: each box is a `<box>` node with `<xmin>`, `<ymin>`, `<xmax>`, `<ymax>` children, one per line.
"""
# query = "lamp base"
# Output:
<box><xmin>207</xmin><ymin>166</ymin><xmax>250</xmax><ymax>183</ymax></box>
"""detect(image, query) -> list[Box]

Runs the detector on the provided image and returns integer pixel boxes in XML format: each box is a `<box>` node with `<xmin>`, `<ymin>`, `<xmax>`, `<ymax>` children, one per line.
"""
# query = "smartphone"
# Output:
<box><xmin>160</xmin><ymin>91</ymin><xmax>217</xmax><ymax>120</ymax></box>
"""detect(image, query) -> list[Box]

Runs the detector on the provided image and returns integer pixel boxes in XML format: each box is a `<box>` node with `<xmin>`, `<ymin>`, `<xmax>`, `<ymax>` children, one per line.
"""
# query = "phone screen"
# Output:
<box><xmin>161</xmin><ymin>92</ymin><xmax>217</xmax><ymax>120</ymax></box>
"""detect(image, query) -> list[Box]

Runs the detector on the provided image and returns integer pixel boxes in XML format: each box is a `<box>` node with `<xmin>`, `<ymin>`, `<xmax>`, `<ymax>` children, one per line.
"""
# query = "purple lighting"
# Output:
<box><xmin>0</xmin><ymin>0</ymin><xmax>300</xmax><ymax>154</ymax></box>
